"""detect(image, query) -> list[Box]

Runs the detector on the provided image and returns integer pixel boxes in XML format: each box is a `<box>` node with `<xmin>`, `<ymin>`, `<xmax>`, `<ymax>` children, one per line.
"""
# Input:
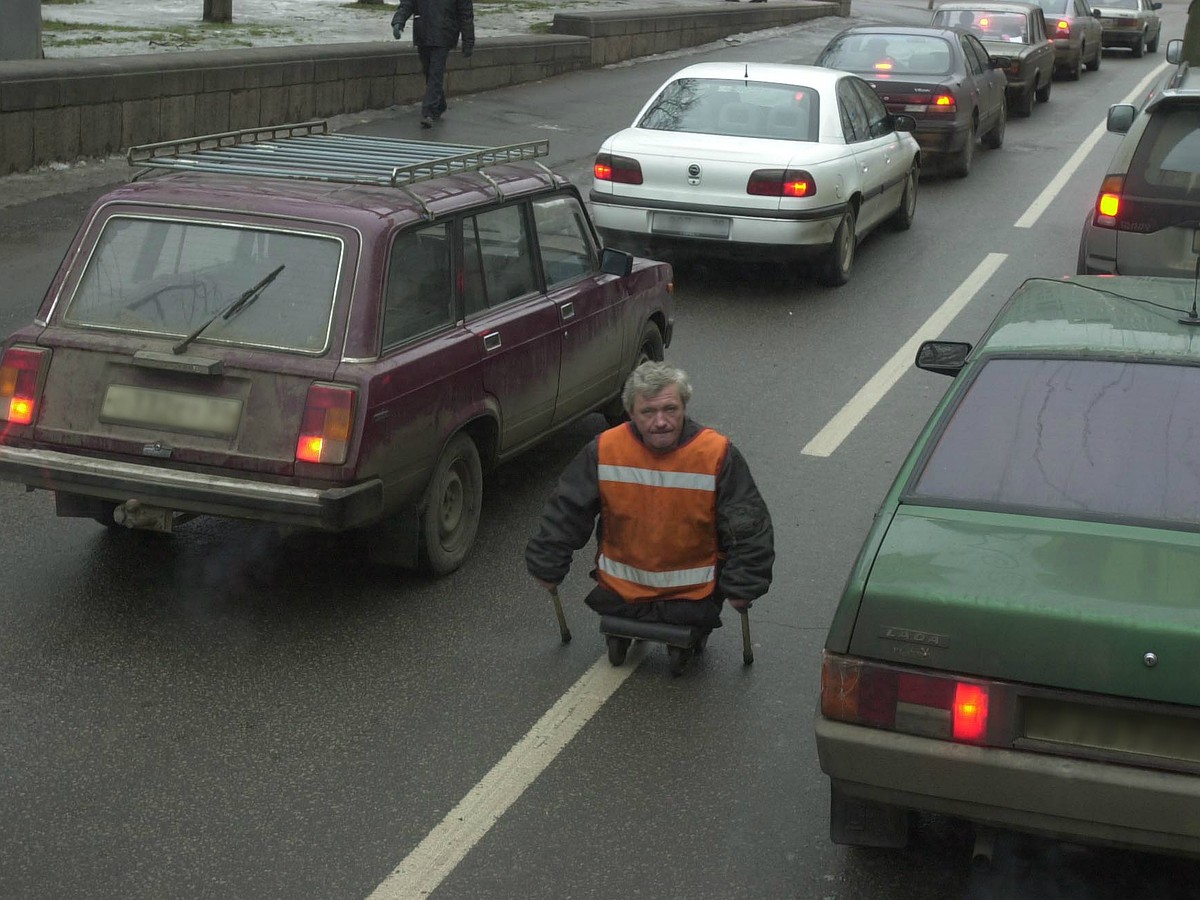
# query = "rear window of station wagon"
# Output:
<box><xmin>66</xmin><ymin>216</ymin><xmax>343</xmax><ymax>353</ymax></box>
<box><xmin>907</xmin><ymin>358</ymin><xmax>1200</xmax><ymax>527</ymax></box>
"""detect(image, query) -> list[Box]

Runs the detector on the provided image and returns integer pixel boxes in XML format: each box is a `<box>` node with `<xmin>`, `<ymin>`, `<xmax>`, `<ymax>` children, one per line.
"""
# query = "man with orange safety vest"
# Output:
<box><xmin>525</xmin><ymin>361</ymin><xmax>774</xmax><ymax>661</ymax></box>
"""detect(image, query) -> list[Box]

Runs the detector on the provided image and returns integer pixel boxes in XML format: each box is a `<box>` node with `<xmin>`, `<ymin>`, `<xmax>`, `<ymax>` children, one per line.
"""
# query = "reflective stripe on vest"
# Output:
<box><xmin>596</xmin><ymin>423</ymin><xmax>729</xmax><ymax>603</ymax></box>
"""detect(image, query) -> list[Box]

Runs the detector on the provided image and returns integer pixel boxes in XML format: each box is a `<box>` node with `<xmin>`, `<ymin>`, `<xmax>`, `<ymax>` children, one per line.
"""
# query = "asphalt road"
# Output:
<box><xmin>2</xmin><ymin>2</ymin><xmax>1200</xmax><ymax>898</ymax></box>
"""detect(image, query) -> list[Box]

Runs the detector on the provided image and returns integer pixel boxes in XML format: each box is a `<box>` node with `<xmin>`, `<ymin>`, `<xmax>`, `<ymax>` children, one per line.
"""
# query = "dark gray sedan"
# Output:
<box><xmin>932</xmin><ymin>1</ymin><xmax>1057</xmax><ymax>117</ymax></box>
<box><xmin>816</xmin><ymin>25</ymin><xmax>1008</xmax><ymax>178</ymax></box>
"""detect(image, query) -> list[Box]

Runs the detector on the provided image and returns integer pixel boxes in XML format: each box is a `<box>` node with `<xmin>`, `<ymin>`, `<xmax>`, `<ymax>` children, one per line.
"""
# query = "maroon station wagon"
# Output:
<box><xmin>0</xmin><ymin>122</ymin><xmax>674</xmax><ymax>574</ymax></box>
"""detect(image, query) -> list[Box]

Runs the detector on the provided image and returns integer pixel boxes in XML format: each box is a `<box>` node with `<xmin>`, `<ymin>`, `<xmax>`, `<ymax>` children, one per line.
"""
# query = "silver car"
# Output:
<box><xmin>1094</xmin><ymin>0</ymin><xmax>1162</xmax><ymax>57</ymax></box>
<box><xmin>1035</xmin><ymin>0</ymin><xmax>1104</xmax><ymax>78</ymax></box>
<box><xmin>1078</xmin><ymin>52</ymin><xmax>1200</xmax><ymax>278</ymax></box>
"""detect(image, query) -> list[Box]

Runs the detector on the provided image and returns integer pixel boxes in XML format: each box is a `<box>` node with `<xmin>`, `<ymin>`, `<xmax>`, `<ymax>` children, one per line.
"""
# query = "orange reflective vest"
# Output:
<box><xmin>595</xmin><ymin>423</ymin><xmax>730</xmax><ymax>603</ymax></box>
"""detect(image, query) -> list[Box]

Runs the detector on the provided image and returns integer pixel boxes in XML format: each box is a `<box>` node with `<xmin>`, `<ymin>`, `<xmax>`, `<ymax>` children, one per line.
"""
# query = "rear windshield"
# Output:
<box><xmin>932</xmin><ymin>9</ymin><xmax>1030</xmax><ymax>43</ymax></box>
<box><xmin>1126</xmin><ymin>105</ymin><xmax>1200</xmax><ymax>202</ymax></box>
<box><xmin>65</xmin><ymin>216</ymin><xmax>344</xmax><ymax>353</ymax></box>
<box><xmin>818</xmin><ymin>33</ymin><xmax>954</xmax><ymax>76</ymax></box>
<box><xmin>1102</xmin><ymin>0</ymin><xmax>1140</xmax><ymax>8</ymax></box>
<box><xmin>1034</xmin><ymin>0</ymin><xmax>1071</xmax><ymax>14</ymax></box>
<box><xmin>908</xmin><ymin>358</ymin><xmax>1200</xmax><ymax>528</ymax></box>
<box><xmin>637</xmin><ymin>77</ymin><xmax>820</xmax><ymax>141</ymax></box>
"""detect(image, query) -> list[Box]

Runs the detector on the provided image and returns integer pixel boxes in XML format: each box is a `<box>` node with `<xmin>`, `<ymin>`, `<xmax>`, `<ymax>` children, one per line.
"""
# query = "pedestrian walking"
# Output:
<box><xmin>525</xmin><ymin>361</ymin><xmax>774</xmax><ymax>667</ymax></box>
<box><xmin>391</xmin><ymin>0</ymin><xmax>475</xmax><ymax>129</ymax></box>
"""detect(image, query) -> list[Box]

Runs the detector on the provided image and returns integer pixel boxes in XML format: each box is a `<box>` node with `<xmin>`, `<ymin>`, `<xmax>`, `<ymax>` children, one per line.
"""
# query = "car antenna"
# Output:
<box><xmin>744</xmin><ymin>63</ymin><xmax>749</xmax><ymax>82</ymax></box>
<box><xmin>1181</xmin><ymin>223</ymin><xmax>1200</xmax><ymax>326</ymax></box>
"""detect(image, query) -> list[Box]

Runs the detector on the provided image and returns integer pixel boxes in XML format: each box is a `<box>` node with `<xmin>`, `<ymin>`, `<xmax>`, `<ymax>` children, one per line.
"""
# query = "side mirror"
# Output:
<box><xmin>916</xmin><ymin>340</ymin><xmax>972</xmax><ymax>376</ymax></box>
<box><xmin>1092</xmin><ymin>9</ymin><xmax>1102</xmax><ymax>17</ymax></box>
<box><xmin>1107</xmin><ymin>103</ymin><xmax>1137</xmax><ymax>134</ymax></box>
<box><xmin>891</xmin><ymin>113</ymin><xmax>917</xmax><ymax>133</ymax></box>
<box><xmin>600</xmin><ymin>247</ymin><xmax>634</xmax><ymax>277</ymax></box>
<box><xmin>1167</xmin><ymin>39</ymin><xmax>1182</xmax><ymax>64</ymax></box>
<box><xmin>990</xmin><ymin>55</ymin><xmax>1012</xmax><ymax>69</ymax></box>
<box><xmin>1151</xmin><ymin>2</ymin><xmax>1162</xmax><ymax>9</ymax></box>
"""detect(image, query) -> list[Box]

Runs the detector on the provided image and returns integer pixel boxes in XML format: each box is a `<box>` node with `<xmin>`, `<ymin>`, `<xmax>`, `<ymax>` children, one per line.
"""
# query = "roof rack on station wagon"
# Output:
<box><xmin>126</xmin><ymin>120</ymin><xmax>552</xmax><ymax>189</ymax></box>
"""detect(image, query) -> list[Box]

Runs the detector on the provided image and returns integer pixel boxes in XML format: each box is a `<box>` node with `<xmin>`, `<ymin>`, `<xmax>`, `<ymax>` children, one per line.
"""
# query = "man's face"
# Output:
<box><xmin>630</xmin><ymin>384</ymin><xmax>685</xmax><ymax>452</ymax></box>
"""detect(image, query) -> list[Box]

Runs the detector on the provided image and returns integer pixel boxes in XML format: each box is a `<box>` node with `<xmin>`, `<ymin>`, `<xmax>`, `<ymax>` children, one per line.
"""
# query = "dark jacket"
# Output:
<box><xmin>393</xmin><ymin>0</ymin><xmax>475</xmax><ymax>50</ymax></box>
<box><xmin>525</xmin><ymin>419</ymin><xmax>775</xmax><ymax>602</ymax></box>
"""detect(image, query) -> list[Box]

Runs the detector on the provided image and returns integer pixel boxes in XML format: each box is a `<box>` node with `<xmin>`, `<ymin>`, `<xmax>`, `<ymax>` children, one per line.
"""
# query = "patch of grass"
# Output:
<box><xmin>338</xmin><ymin>2</ymin><xmax>395</xmax><ymax>13</ymax></box>
<box><xmin>42</xmin><ymin>18</ymin><xmax>297</xmax><ymax>47</ymax></box>
<box><xmin>42</xmin><ymin>0</ymin><xmax>90</xmax><ymax>5</ymax></box>
<box><xmin>476</xmin><ymin>0</ymin><xmax>552</xmax><ymax>7</ymax></box>
<box><xmin>528</xmin><ymin>22</ymin><xmax>554</xmax><ymax>34</ymax></box>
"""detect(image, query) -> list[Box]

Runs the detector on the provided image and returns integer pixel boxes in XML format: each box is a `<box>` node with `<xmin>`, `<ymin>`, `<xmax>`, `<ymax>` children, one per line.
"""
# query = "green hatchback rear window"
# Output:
<box><xmin>909</xmin><ymin>358</ymin><xmax>1200</xmax><ymax>527</ymax></box>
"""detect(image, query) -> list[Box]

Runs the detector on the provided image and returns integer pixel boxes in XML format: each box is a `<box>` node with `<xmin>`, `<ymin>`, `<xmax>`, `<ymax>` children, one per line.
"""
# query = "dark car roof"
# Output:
<box><xmin>935</xmin><ymin>0</ymin><xmax>1041</xmax><ymax>9</ymax></box>
<box><xmin>836</xmin><ymin>24</ymin><xmax>971</xmax><ymax>39</ymax></box>
<box><xmin>98</xmin><ymin>163</ymin><xmax>567</xmax><ymax>233</ymax></box>
<box><xmin>976</xmin><ymin>275</ymin><xmax>1200</xmax><ymax>361</ymax></box>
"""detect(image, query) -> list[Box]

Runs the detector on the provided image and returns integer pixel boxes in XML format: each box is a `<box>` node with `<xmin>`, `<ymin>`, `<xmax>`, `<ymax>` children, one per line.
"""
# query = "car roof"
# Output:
<box><xmin>663</xmin><ymin>61</ymin><xmax>851</xmax><ymax>90</ymax></box>
<box><xmin>975</xmin><ymin>276</ymin><xmax>1200</xmax><ymax>361</ymax></box>
<box><xmin>935</xmin><ymin>0</ymin><xmax>1040</xmax><ymax>10</ymax></box>
<box><xmin>836</xmin><ymin>24</ymin><xmax>968</xmax><ymax>39</ymax></box>
<box><xmin>1148</xmin><ymin>63</ymin><xmax>1200</xmax><ymax>107</ymax></box>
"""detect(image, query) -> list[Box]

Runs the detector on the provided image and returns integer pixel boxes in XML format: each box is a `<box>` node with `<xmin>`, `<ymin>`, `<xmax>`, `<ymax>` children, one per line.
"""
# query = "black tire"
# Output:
<box><xmin>981</xmin><ymin>96</ymin><xmax>1006</xmax><ymax>150</ymax></box>
<box><xmin>890</xmin><ymin>164</ymin><xmax>918</xmax><ymax>231</ymax></box>
<box><xmin>816</xmin><ymin>205</ymin><xmax>856</xmax><ymax>287</ymax></box>
<box><xmin>420</xmin><ymin>432</ymin><xmax>482</xmax><ymax>575</ymax></box>
<box><xmin>1014</xmin><ymin>86</ymin><xmax>1034</xmax><ymax>118</ymax></box>
<box><xmin>1035</xmin><ymin>74</ymin><xmax>1051</xmax><ymax>103</ymax></box>
<box><xmin>950</xmin><ymin>117</ymin><xmax>975</xmax><ymax>178</ymax></box>
<box><xmin>1066</xmin><ymin>49</ymin><xmax>1083</xmax><ymax>81</ymax></box>
<box><xmin>603</xmin><ymin>322</ymin><xmax>664</xmax><ymax>425</ymax></box>
<box><xmin>668</xmin><ymin>645</ymin><xmax>692</xmax><ymax>676</ymax></box>
<box><xmin>1132</xmin><ymin>35</ymin><xmax>1145</xmax><ymax>58</ymax></box>
<box><xmin>1086</xmin><ymin>43</ymin><xmax>1102</xmax><ymax>71</ymax></box>
<box><xmin>1148</xmin><ymin>29</ymin><xmax>1159</xmax><ymax>53</ymax></box>
<box><xmin>606</xmin><ymin>636</ymin><xmax>631</xmax><ymax>666</ymax></box>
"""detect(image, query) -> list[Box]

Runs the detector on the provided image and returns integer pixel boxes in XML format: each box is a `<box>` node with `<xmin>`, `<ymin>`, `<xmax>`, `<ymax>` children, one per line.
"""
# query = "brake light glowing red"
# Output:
<box><xmin>953</xmin><ymin>683</ymin><xmax>989</xmax><ymax>741</ymax></box>
<box><xmin>747</xmin><ymin>168</ymin><xmax>815</xmax><ymax>197</ymax></box>
<box><xmin>1095</xmin><ymin>174</ymin><xmax>1124</xmax><ymax>226</ymax></box>
<box><xmin>0</xmin><ymin>346</ymin><xmax>48</xmax><ymax>427</ymax></box>
<box><xmin>593</xmin><ymin>153</ymin><xmax>643</xmax><ymax>185</ymax></box>
<box><xmin>295</xmin><ymin>383</ymin><xmax>355</xmax><ymax>465</ymax></box>
<box><xmin>821</xmin><ymin>652</ymin><xmax>996</xmax><ymax>746</ymax></box>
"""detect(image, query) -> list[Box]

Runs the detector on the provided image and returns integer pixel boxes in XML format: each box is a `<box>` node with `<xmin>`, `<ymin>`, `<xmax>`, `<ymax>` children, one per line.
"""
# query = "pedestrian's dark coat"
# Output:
<box><xmin>393</xmin><ymin>0</ymin><xmax>475</xmax><ymax>51</ymax></box>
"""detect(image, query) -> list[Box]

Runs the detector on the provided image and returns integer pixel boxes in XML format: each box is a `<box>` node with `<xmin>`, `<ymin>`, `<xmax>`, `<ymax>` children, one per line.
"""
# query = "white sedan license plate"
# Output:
<box><xmin>651</xmin><ymin>212</ymin><xmax>731</xmax><ymax>239</ymax></box>
<box><xmin>101</xmin><ymin>384</ymin><xmax>243</xmax><ymax>437</ymax></box>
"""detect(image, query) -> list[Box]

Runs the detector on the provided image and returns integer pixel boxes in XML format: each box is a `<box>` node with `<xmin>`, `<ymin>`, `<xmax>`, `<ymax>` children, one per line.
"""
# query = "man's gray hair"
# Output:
<box><xmin>622</xmin><ymin>360</ymin><xmax>692</xmax><ymax>413</ymax></box>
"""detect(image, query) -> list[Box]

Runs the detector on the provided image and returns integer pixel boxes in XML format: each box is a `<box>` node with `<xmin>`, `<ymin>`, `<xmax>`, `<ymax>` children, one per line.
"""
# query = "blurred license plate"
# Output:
<box><xmin>101</xmin><ymin>384</ymin><xmax>242</xmax><ymax>437</ymax></box>
<box><xmin>652</xmin><ymin>212</ymin><xmax>731</xmax><ymax>239</ymax></box>
<box><xmin>1023</xmin><ymin>697</ymin><xmax>1200</xmax><ymax>764</ymax></box>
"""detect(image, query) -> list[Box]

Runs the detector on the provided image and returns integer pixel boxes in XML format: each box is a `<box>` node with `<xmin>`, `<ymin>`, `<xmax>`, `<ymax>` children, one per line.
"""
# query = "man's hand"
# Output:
<box><xmin>392</xmin><ymin>22</ymin><xmax>404</xmax><ymax>39</ymax></box>
<box><xmin>727</xmin><ymin>598</ymin><xmax>752</xmax><ymax>611</ymax></box>
<box><xmin>462</xmin><ymin>42</ymin><xmax>474</xmax><ymax>58</ymax></box>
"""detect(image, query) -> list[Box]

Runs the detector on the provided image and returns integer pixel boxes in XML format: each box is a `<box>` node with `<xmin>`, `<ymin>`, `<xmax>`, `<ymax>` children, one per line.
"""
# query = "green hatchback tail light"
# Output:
<box><xmin>821</xmin><ymin>651</ymin><xmax>993</xmax><ymax>745</ymax></box>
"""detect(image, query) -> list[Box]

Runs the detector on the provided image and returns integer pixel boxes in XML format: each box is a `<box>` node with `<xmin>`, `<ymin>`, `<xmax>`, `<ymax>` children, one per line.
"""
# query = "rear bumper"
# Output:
<box><xmin>912</xmin><ymin>121</ymin><xmax>970</xmax><ymax>155</ymax></box>
<box><xmin>816</xmin><ymin>716</ymin><xmax>1200</xmax><ymax>857</ymax></box>
<box><xmin>0</xmin><ymin>445</ymin><xmax>383</xmax><ymax>530</ymax></box>
<box><xmin>1101</xmin><ymin>26</ymin><xmax>1145</xmax><ymax>47</ymax></box>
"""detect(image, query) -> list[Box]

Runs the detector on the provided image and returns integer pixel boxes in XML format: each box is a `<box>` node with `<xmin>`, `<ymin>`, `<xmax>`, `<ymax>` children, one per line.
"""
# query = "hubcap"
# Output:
<box><xmin>439</xmin><ymin>468</ymin><xmax>464</xmax><ymax>540</ymax></box>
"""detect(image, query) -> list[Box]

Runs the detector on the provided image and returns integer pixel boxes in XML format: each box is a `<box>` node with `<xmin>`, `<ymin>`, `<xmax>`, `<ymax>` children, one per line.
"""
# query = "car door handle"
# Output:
<box><xmin>560</xmin><ymin>302</ymin><xmax>575</xmax><ymax>321</ymax></box>
<box><xmin>483</xmin><ymin>332</ymin><xmax>502</xmax><ymax>352</ymax></box>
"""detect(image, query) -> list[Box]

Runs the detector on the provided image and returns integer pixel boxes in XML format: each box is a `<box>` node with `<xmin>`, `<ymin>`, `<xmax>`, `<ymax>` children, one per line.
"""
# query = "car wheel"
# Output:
<box><xmin>816</xmin><ymin>205</ymin><xmax>857</xmax><ymax>287</ymax></box>
<box><xmin>1035</xmin><ymin>74</ymin><xmax>1052</xmax><ymax>103</ymax></box>
<box><xmin>1087</xmin><ymin>43</ymin><xmax>1102</xmax><ymax>71</ymax></box>
<box><xmin>950</xmin><ymin>118</ymin><xmax>975</xmax><ymax>178</ymax></box>
<box><xmin>603</xmin><ymin>322</ymin><xmax>664</xmax><ymax>425</ymax></box>
<box><xmin>890</xmin><ymin>163</ymin><xmax>919</xmax><ymax>231</ymax></box>
<box><xmin>420</xmin><ymin>432</ymin><xmax>482</xmax><ymax>576</ymax></box>
<box><xmin>1014</xmin><ymin>86</ymin><xmax>1035</xmax><ymax>118</ymax></box>
<box><xmin>1148</xmin><ymin>29</ymin><xmax>1159</xmax><ymax>53</ymax></box>
<box><xmin>1132</xmin><ymin>35</ymin><xmax>1145</xmax><ymax>58</ymax></box>
<box><xmin>981</xmin><ymin>96</ymin><xmax>1006</xmax><ymax>150</ymax></box>
<box><xmin>1067</xmin><ymin>49</ymin><xmax>1083</xmax><ymax>81</ymax></box>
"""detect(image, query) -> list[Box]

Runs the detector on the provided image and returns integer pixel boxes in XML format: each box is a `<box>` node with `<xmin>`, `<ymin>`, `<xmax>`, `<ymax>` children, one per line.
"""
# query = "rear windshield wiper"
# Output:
<box><xmin>172</xmin><ymin>264</ymin><xmax>285</xmax><ymax>355</ymax></box>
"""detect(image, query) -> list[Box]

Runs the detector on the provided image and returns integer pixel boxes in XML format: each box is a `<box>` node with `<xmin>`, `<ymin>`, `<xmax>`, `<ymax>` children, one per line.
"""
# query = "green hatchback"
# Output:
<box><xmin>817</xmin><ymin>275</ymin><xmax>1200</xmax><ymax>858</ymax></box>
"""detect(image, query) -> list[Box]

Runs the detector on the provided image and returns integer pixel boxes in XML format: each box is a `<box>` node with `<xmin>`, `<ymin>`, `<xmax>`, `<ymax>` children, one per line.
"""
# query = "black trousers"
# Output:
<box><xmin>584</xmin><ymin>584</ymin><xmax>725</xmax><ymax>631</ymax></box>
<box><xmin>418</xmin><ymin>45</ymin><xmax>451</xmax><ymax>118</ymax></box>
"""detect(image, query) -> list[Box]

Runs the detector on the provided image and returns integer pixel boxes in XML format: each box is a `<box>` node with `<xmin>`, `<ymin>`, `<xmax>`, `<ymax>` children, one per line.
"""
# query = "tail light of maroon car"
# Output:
<box><xmin>1092</xmin><ymin>174</ymin><xmax>1125</xmax><ymax>227</ymax></box>
<box><xmin>747</xmin><ymin>169</ymin><xmax>814</xmax><ymax>197</ymax></box>
<box><xmin>1055</xmin><ymin>19</ymin><xmax>1071</xmax><ymax>37</ymax></box>
<box><xmin>0</xmin><ymin>345</ymin><xmax>49</xmax><ymax>428</ymax></box>
<box><xmin>821</xmin><ymin>651</ymin><xmax>994</xmax><ymax>745</ymax></box>
<box><xmin>295</xmin><ymin>383</ymin><xmax>356</xmax><ymax>465</ymax></box>
<box><xmin>594</xmin><ymin>153</ymin><xmax>644</xmax><ymax>185</ymax></box>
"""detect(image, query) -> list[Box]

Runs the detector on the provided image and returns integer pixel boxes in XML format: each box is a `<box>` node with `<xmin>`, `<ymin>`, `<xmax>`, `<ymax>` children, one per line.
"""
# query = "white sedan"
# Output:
<box><xmin>590</xmin><ymin>62</ymin><xmax>921</xmax><ymax>285</ymax></box>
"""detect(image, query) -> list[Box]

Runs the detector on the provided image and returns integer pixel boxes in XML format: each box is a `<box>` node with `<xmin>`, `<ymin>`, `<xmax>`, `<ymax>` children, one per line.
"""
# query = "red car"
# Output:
<box><xmin>0</xmin><ymin>122</ymin><xmax>674</xmax><ymax>574</ymax></box>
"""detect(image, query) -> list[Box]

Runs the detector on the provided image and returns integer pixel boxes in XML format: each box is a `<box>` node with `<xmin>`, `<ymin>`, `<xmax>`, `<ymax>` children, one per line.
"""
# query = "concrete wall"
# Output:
<box><xmin>0</xmin><ymin>0</ymin><xmax>42</xmax><ymax>61</ymax></box>
<box><xmin>0</xmin><ymin>1</ymin><xmax>841</xmax><ymax>175</ymax></box>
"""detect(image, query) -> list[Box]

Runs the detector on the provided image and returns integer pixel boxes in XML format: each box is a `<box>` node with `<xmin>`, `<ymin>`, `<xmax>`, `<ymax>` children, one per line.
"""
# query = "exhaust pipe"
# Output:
<box><xmin>972</xmin><ymin>826</ymin><xmax>997</xmax><ymax>866</ymax></box>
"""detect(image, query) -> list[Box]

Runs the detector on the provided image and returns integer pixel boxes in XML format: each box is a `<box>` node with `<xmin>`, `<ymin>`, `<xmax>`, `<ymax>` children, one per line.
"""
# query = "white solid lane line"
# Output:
<box><xmin>1014</xmin><ymin>62</ymin><xmax>1169</xmax><ymax>230</ymax></box>
<box><xmin>801</xmin><ymin>252</ymin><xmax>1007</xmax><ymax>458</ymax></box>
<box><xmin>366</xmin><ymin>647</ymin><xmax>644</xmax><ymax>900</ymax></box>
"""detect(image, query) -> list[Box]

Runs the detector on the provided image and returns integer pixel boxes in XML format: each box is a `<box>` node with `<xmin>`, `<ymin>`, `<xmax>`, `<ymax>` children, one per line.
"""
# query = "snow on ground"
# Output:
<box><xmin>39</xmin><ymin>0</ymin><xmax>728</xmax><ymax>57</ymax></box>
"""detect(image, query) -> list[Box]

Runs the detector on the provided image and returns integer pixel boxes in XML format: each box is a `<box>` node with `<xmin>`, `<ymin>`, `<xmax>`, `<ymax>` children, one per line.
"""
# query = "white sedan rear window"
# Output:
<box><xmin>66</xmin><ymin>216</ymin><xmax>343</xmax><ymax>353</ymax></box>
<box><xmin>637</xmin><ymin>77</ymin><xmax>820</xmax><ymax>141</ymax></box>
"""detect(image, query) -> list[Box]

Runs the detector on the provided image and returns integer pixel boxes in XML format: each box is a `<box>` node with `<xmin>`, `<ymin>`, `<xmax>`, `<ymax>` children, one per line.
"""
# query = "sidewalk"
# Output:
<box><xmin>39</xmin><ymin>0</ymin><xmax>730</xmax><ymax>58</ymax></box>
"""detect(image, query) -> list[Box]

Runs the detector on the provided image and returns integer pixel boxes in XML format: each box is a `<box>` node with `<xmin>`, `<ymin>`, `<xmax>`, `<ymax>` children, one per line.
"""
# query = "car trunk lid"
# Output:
<box><xmin>850</xmin><ymin>504</ymin><xmax>1200</xmax><ymax>707</ymax></box>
